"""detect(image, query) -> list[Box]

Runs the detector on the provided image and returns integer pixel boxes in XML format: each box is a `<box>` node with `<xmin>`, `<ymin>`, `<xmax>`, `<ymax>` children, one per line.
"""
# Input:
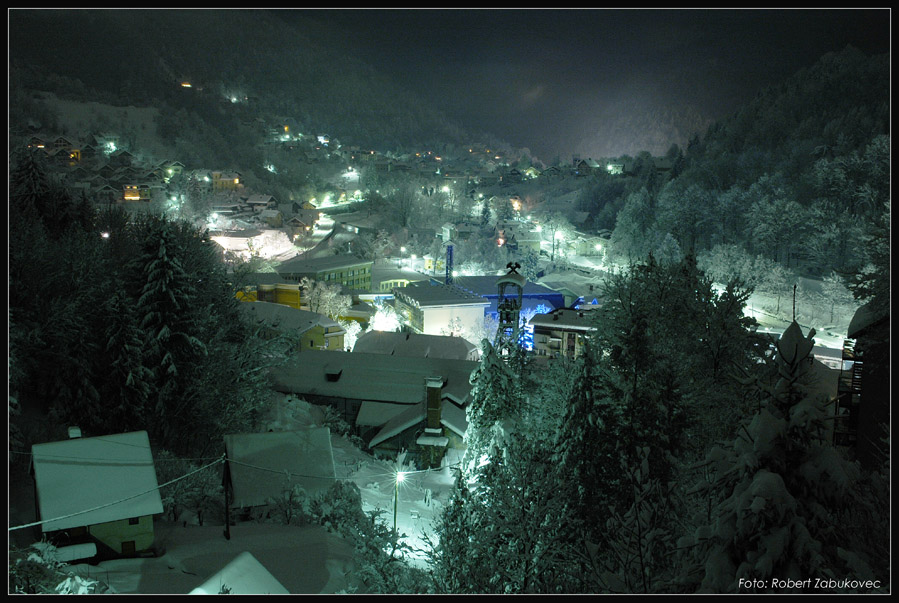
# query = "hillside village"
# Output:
<box><xmin>9</xmin><ymin>19</ymin><xmax>889</xmax><ymax>594</ymax></box>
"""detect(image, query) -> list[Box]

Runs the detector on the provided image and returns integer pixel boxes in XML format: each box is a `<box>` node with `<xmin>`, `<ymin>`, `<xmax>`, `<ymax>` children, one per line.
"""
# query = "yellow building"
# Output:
<box><xmin>239</xmin><ymin>301</ymin><xmax>346</xmax><ymax>352</ymax></box>
<box><xmin>236</xmin><ymin>274</ymin><xmax>303</xmax><ymax>309</ymax></box>
<box><xmin>211</xmin><ymin>170</ymin><xmax>242</xmax><ymax>191</ymax></box>
<box><xmin>276</xmin><ymin>255</ymin><xmax>374</xmax><ymax>292</ymax></box>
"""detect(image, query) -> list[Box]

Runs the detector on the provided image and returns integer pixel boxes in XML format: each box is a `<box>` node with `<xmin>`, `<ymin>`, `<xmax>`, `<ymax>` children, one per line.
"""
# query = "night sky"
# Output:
<box><xmin>291</xmin><ymin>8</ymin><xmax>890</xmax><ymax>161</ymax></box>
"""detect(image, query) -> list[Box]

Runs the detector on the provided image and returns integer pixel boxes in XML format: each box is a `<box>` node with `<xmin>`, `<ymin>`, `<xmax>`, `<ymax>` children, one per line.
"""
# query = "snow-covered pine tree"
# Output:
<box><xmin>130</xmin><ymin>218</ymin><xmax>207</xmax><ymax>444</ymax></box>
<box><xmin>9</xmin><ymin>149</ymin><xmax>51</xmax><ymax>225</ymax></box>
<box><xmin>432</xmin><ymin>426</ymin><xmax>575</xmax><ymax>594</ymax></box>
<box><xmin>461</xmin><ymin>339</ymin><xmax>522</xmax><ymax>476</ymax></box>
<box><xmin>596</xmin><ymin>446</ymin><xmax>679</xmax><ymax>593</ymax></box>
<box><xmin>552</xmin><ymin>341</ymin><xmax>622</xmax><ymax>564</ymax></box>
<box><xmin>100</xmin><ymin>291</ymin><xmax>154</xmax><ymax>432</ymax></box>
<box><xmin>480</xmin><ymin>197</ymin><xmax>492</xmax><ymax>227</ymax></box>
<box><xmin>428</xmin><ymin>469</ymin><xmax>489</xmax><ymax>593</ymax></box>
<box><xmin>678</xmin><ymin>321</ymin><xmax>881</xmax><ymax>593</ymax></box>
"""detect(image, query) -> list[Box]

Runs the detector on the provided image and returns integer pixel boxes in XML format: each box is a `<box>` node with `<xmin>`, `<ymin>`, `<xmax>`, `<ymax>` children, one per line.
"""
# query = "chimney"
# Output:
<box><xmin>425</xmin><ymin>376</ymin><xmax>443</xmax><ymax>430</ymax></box>
<box><xmin>68</xmin><ymin>426</ymin><xmax>82</xmax><ymax>439</ymax></box>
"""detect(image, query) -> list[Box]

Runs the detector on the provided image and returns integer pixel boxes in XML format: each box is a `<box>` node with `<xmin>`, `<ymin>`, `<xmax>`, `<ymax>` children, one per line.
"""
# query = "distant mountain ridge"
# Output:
<box><xmin>8</xmin><ymin>9</ymin><xmax>493</xmax><ymax>155</ymax></box>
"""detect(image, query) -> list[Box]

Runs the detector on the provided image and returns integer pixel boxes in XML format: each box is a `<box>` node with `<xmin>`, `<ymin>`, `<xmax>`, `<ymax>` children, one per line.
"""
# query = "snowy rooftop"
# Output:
<box><xmin>393</xmin><ymin>282</ymin><xmax>490</xmax><ymax>308</ymax></box>
<box><xmin>529</xmin><ymin>307</ymin><xmax>599</xmax><ymax>331</ymax></box>
<box><xmin>276</xmin><ymin>254</ymin><xmax>374</xmax><ymax>275</ymax></box>
<box><xmin>452</xmin><ymin>275</ymin><xmax>562</xmax><ymax>298</ymax></box>
<box><xmin>224</xmin><ymin>428</ymin><xmax>336</xmax><ymax>508</ymax></box>
<box><xmin>270</xmin><ymin>350</ymin><xmax>477</xmax><ymax>406</ymax></box>
<box><xmin>238</xmin><ymin>302</ymin><xmax>341</xmax><ymax>333</ymax></box>
<box><xmin>190</xmin><ymin>552</ymin><xmax>289</xmax><ymax>595</ymax></box>
<box><xmin>30</xmin><ymin>431</ymin><xmax>164</xmax><ymax>533</ymax></box>
<box><xmin>367</xmin><ymin>398</ymin><xmax>468</xmax><ymax>448</ymax></box>
<box><xmin>352</xmin><ymin>330</ymin><xmax>479</xmax><ymax>361</ymax></box>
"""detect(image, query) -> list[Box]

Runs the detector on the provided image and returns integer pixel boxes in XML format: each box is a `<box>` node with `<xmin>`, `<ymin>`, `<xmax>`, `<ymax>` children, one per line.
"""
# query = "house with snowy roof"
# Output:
<box><xmin>29</xmin><ymin>430</ymin><xmax>164</xmax><ymax>561</ymax></box>
<box><xmin>529</xmin><ymin>305</ymin><xmax>601</xmax><ymax>360</ymax></box>
<box><xmin>276</xmin><ymin>254</ymin><xmax>374</xmax><ymax>292</ymax></box>
<box><xmin>392</xmin><ymin>281</ymin><xmax>490</xmax><ymax>337</ymax></box>
<box><xmin>258</xmin><ymin>208</ymin><xmax>283</xmax><ymax>228</ymax></box>
<box><xmin>353</xmin><ymin>330</ymin><xmax>480</xmax><ymax>361</ymax></box>
<box><xmin>238</xmin><ymin>301</ymin><xmax>346</xmax><ymax>352</ymax></box>
<box><xmin>223</xmin><ymin>427</ymin><xmax>336</xmax><ymax>511</ymax></box>
<box><xmin>270</xmin><ymin>350</ymin><xmax>477</xmax><ymax>465</ymax></box>
<box><xmin>245</xmin><ymin>193</ymin><xmax>278</xmax><ymax>212</ymax></box>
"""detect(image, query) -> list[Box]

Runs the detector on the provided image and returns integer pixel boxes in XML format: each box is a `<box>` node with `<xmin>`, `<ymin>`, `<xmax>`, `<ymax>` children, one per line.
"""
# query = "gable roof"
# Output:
<box><xmin>353</xmin><ymin>330</ymin><xmax>478</xmax><ymax>361</ymax></box>
<box><xmin>224</xmin><ymin>428</ymin><xmax>336</xmax><ymax>508</ymax></box>
<box><xmin>31</xmin><ymin>431</ymin><xmax>163</xmax><ymax>532</ymax></box>
<box><xmin>366</xmin><ymin>397</ymin><xmax>468</xmax><ymax>449</ymax></box>
<box><xmin>393</xmin><ymin>282</ymin><xmax>490</xmax><ymax>308</ymax></box>
<box><xmin>190</xmin><ymin>552</ymin><xmax>289</xmax><ymax>595</ymax></box>
<box><xmin>271</xmin><ymin>350</ymin><xmax>477</xmax><ymax>406</ymax></box>
<box><xmin>239</xmin><ymin>301</ymin><xmax>339</xmax><ymax>334</ymax></box>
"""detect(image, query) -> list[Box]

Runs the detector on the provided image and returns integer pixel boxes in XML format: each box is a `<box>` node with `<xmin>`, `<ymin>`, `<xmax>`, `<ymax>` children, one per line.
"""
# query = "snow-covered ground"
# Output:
<box><xmin>264</xmin><ymin>394</ymin><xmax>458</xmax><ymax>569</ymax></box>
<box><xmin>11</xmin><ymin>394</ymin><xmax>457</xmax><ymax>594</ymax></box>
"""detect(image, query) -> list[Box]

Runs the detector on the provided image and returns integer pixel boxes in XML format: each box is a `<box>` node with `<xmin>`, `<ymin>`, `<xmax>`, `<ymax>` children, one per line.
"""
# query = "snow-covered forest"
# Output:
<box><xmin>8</xmin><ymin>9</ymin><xmax>890</xmax><ymax>594</ymax></box>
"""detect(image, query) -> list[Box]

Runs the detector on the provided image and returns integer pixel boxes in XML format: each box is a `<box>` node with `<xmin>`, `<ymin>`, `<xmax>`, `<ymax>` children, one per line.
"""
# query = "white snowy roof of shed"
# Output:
<box><xmin>190</xmin><ymin>552</ymin><xmax>289</xmax><ymax>595</ymax></box>
<box><xmin>31</xmin><ymin>431</ymin><xmax>164</xmax><ymax>532</ymax></box>
<box><xmin>224</xmin><ymin>428</ymin><xmax>336</xmax><ymax>508</ymax></box>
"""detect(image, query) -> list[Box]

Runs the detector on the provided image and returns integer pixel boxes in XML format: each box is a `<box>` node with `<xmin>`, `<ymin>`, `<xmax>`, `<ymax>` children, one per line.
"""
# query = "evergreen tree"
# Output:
<box><xmin>479</xmin><ymin>197</ymin><xmax>492</xmax><ymax>227</ymax></box>
<box><xmin>99</xmin><ymin>291</ymin><xmax>154</xmax><ymax>432</ymax></box>
<box><xmin>552</xmin><ymin>342</ymin><xmax>625</xmax><ymax>587</ymax></box>
<box><xmin>461</xmin><ymin>339</ymin><xmax>522</xmax><ymax>475</ymax></box>
<box><xmin>130</xmin><ymin>217</ymin><xmax>207</xmax><ymax>445</ymax></box>
<box><xmin>678</xmin><ymin>322</ymin><xmax>882</xmax><ymax>593</ymax></box>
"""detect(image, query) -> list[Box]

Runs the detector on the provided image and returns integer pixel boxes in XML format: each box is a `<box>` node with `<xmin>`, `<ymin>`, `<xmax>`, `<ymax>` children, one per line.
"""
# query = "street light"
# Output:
<box><xmin>394</xmin><ymin>471</ymin><xmax>406</xmax><ymax>541</ymax></box>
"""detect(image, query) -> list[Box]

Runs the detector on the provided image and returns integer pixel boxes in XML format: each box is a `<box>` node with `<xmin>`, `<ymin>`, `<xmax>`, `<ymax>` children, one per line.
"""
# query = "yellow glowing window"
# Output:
<box><xmin>233</xmin><ymin>178</ymin><xmax>239</xmax><ymax>184</ymax></box>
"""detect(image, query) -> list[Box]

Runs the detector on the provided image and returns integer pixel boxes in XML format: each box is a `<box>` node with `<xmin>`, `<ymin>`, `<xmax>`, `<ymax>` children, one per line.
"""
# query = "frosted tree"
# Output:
<box><xmin>610</xmin><ymin>188</ymin><xmax>655</xmax><ymax>263</ymax></box>
<box><xmin>300</xmin><ymin>277</ymin><xmax>351</xmax><ymax>320</ymax></box>
<box><xmin>818</xmin><ymin>271</ymin><xmax>855</xmax><ymax>325</ymax></box>
<box><xmin>678</xmin><ymin>322</ymin><xmax>881</xmax><ymax>593</ymax></box>
<box><xmin>340</xmin><ymin>319</ymin><xmax>362</xmax><ymax>351</ymax></box>
<box><xmin>461</xmin><ymin>339</ymin><xmax>522</xmax><ymax>476</ymax></box>
<box><xmin>432</xmin><ymin>428</ymin><xmax>576</xmax><ymax>593</ymax></box>
<box><xmin>367</xmin><ymin>301</ymin><xmax>402</xmax><ymax>332</ymax></box>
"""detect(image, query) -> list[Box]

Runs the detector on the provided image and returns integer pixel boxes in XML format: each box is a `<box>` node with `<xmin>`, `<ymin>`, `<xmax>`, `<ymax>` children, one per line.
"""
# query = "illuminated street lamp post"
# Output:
<box><xmin>553</xmin><ymin>231</ymin><xmax>564</xmax><ymax>261</ymax></box>
<box><xmin>393</xmin><ymin>471</ymin><xmax>406</xmax><ymax>542</ymax></box>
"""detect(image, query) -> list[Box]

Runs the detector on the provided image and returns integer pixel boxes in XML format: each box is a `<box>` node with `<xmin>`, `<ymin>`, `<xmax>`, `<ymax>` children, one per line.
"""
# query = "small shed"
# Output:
<box><xmin>30</xmin><ymin>430</ymin><xmax>164</xmax><ymax>559</ymax></box>
<box><xmin>223</xmin><ymin>428</ymin><xmax>336</xmax><ymax>510</ymax></box>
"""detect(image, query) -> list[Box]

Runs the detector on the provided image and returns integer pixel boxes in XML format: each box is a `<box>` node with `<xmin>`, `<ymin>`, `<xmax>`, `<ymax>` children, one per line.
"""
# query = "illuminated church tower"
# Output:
<box><xmin>495</xmin><ymin>262</ymin><xmax>525</xmax><ymax>358</ymax></box>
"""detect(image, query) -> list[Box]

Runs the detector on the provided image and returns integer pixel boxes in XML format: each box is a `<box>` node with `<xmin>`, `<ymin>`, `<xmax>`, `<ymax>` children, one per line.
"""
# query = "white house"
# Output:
<box><xmin>30</xmin><ymin>430</ymin><xmax>164</xmax><ymax>560</ymax></box>
<box><xmin>392</xmin><ymin>282</ymin><xmax>490</xmax><ymax>339</ymax></box>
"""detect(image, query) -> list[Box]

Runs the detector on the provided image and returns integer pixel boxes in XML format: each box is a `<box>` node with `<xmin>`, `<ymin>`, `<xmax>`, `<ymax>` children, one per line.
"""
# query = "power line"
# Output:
<box><xmin>9</xmin><ymin>451</ymin><xmax>462</xmax><ymax>534</ymax></box>
<box><xmin>8</xmin><ymin>455</ymin><xmax>226</xmax><ymax>533</ymax></box>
